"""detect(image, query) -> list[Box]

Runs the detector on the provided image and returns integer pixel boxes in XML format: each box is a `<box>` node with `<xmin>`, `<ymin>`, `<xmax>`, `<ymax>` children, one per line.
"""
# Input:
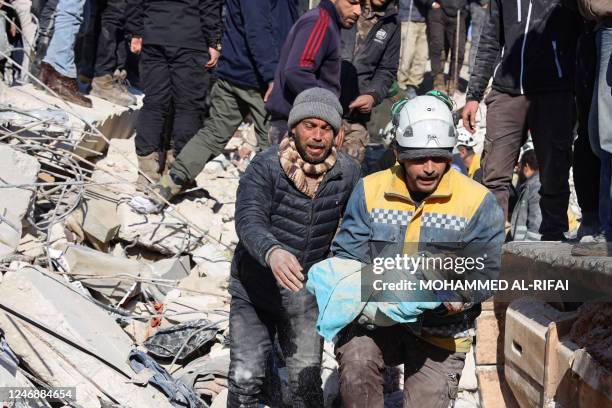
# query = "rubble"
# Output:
<box><xmin>0</xmin><ymin>145</ymin><xmax>40</xmax><ymax>258</ymax></box>
<box><xmin>0</xmin><ymin>264</ymin><xmax>174</xmax><ymax>408</ymax></box>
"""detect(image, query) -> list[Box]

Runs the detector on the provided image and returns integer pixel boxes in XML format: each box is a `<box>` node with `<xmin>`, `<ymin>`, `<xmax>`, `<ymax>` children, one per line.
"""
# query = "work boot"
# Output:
<box><xmin>91</xmin><ymin>74</ymin><xmax>136</xmax><ymax>106</ymax></box>
<box><xmin>39</xmin><ymin>62</ymin><xmax>92</xmax><ymax>108</ymax></box>
<box><xmin>147</xmin><ymin>172</ymin><xmax>185</xmax><ymax>212</ymax></box>
<box><xmin>571</xmin><ymin>235</ymin><xmax>611</xmax><ymax>257</ymax></box>
<box><xmin>162</xmin><ymin>150</ymin><xmax>175</xmax><ymax>175</ymax></box>
<box><xmin>113</xmin><ymin>69</ymin><xmax>130</xmax><ymax>93</ymax></box>
<box><xmin>433</xmin><ymin>74</ymin><xmax>446</xmax><ymax>92</ymax></box>
<box><xmin>137</xmin><ymin>151</ymin><xmax>161</xmax><ymax>189</ymax></box>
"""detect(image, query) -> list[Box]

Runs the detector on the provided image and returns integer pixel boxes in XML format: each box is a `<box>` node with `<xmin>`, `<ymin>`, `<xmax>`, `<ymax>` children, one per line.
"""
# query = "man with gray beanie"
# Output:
<box><xmin>228</xmin><ymin>87</ymin><xmax>361</xmax><ymax>407</ymax></box>
<box><xmin>328</xmin><ymin>94</ymin><xmax>504</xmax><ymax>407</ymax></box>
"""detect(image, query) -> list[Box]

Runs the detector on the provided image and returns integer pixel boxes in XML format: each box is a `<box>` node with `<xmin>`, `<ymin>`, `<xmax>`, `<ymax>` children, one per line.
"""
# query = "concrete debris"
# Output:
<box><xmin>0</xmin><ymin>264</ymin><xmax>173</xmax><ymax>408</ymax></box>
<box><xmin>0</xmin><ymin>145</ymin><xmax>41</xmax><ymax>259</ymax></box>
<box><xmin>569</xmin><ymin>303</ymin><xmax>612</xmax><ymax>372</ymax></box>
<box><xmin>81</xmin><ymin>188</ymin><xmax>121</xmax><ymax>251</ymax></box>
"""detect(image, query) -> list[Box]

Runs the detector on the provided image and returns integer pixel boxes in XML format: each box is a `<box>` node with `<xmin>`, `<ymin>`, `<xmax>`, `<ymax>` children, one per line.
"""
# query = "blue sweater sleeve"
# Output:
<box><xmin>283</xmin><ymin>10</ymin><xmax>334</xmax><ymax>98</ymax></box>
<box><xmin>331</xmin><ymin>180</ymin><xmax>373</xmax><ymax>263</ymax></box>
<box><xmin>241</xmin><ymin>0</ymin><xmax>278</xmax><ymax>84</ymax></box>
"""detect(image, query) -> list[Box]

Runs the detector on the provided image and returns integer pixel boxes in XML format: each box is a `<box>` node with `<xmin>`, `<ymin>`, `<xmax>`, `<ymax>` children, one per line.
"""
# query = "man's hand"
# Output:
<box><xmin>9</xmin><ymin>22</ymin><xmax>17</xmax><ymax>38</ymax></box>
<box><xmin>268</xmin><ymin>248</ymin><xmax>304</xmax><ymax>292</ymax></box>
<box><xmin>335</xmin><ymin>124</ymin><xmax>346</xmax><ymax>150</ymax></box>
<box><xmin>130</xmin><ymin>37</ymin><xmax>143</xmax><ymax>54</ymax></box>
<box><xmin>206</xmin><ymin>47</ymin><xmax>220</xmax><ymax>69</ymax></box>
<box><xmin>462</xmin><ymin>100</ymin><xmax>479</xmax><ymax>134</ymax></box>
<box><xmin>263</xmin><ymin>82</ymin><xmax>274</xmax><ymax>103</ymax></box>
<box><xmin>349</xmin><ymin>94</ymin><xmax>375</xmax><ymax>114</ymax></box>
<box><xmin>432</xmin><ymin>1</ymin><xmax>441</xmax><ymax>9</ymax></box>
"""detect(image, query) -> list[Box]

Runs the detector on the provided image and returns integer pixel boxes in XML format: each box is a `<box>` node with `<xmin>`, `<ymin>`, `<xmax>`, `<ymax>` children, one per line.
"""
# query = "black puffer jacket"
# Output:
<box><xmin>340</xmin><ymin>3</ymin><xmax>400</xmax><ymax>121</ymax></box>
<box><xmin>232</xmin><ymin>145</ymin><xmax>360</xmax><ymax>306</ymax></box>
<box><xmin>466</xmin><ymin>0</ymin><xmax>581</xmax><ymax>102</ymax></box>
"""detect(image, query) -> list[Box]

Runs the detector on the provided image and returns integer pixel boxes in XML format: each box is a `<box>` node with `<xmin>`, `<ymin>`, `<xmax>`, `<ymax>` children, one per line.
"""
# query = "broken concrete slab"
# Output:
<box><xmin>1</xmin><ymin>84</ymin><xmax>140</xmax><ymax>158</ymax></box>
<box><xmin>191</xmin><ymin>243</ymin><xmax>232</xmax><ymax>280</ymax></box>
<box><xmin>0</xmin><ymin>264</ymin><xmax>174</xmax><ymax>408</ymax></box>
<box><xmin>82</xmin><ymin>188</ymin><xmax>121</xmax><ymax>251</ymax></box>
<box><xmin>143</xmin><ymin>256</ymin><xmax>191</xmax><ymax>302</ymax></box>
<box><xmin>61</xmin><ymin>244</ymin><xmax>150</xmax><ymax>304</ymax></box>
<box><xmin>0</xmin><ymin>145</ymin><xmax>41</xmax><ymax>259</ymax></box>
<box><xmin>163</xmin><ymin>294</ymin><xmax>229</xmax><ymax>326</ymax></box>
<box><xmin>91</xmin><ymin>138</ymin><xmax>139</xmax><ymax>196</ymax></box>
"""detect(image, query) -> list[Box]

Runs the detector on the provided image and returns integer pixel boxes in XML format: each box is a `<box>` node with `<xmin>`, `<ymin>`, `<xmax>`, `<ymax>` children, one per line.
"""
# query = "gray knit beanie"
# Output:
<box><xmin>288</xmin><ymin>88</ymin><xmax>343</xmax><ymax>134</ymax></box>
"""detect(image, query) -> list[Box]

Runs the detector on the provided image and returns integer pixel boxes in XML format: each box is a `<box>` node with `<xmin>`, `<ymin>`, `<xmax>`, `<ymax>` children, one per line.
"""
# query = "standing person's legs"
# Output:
<box><xmin>240</xmin><ymin>86</ymin><xmax>271</xmax><ymax>152</ymax></box>
<box><xmin>227</xmin><ymin>281</ymin><xmax>277</xmax><ymax>408</ymax></box>
<box><xmin>528</xmin><ymin>92</ymin><xmax>574</xmax><ymax>240</ymax></box>
<box><xmin>340</xmin><ymin>120</ymin><xmax>369</xmax><ymax>164</ymax></box>
<box><xmin>170</xmin><ymin>79</ymin><xmax>248</xmax><ymax>184</ymax></box>
<box><xmin>268</xmin><ymin>118</ymin><xmax>289</xmax><ymax>145</ymax></box>
<box><xmin>426</xmin><ymin>8</ymin><xmax>446</xmax><ymax>90</ymax></box>
<box><xmin>43</xmin><ymin>0</ymin><xmax>87</xmax><ymax>78</ymax></box>
<box><xmin>574</xmin><ymin>30</ymin><xmax>600</xmax><ymax>238</ymax></box>
<box><xmin>169</xmin><ymin>47</ymin><xmax>209</xmax><ymax>156</ymax></box>
<box><xmin>446</xmin><ymin>10</ymin><xmax>467</xmax><ymax>95</ymax></box>
<box><xmin>403</xmin><ymin>335</ymin><xmax>466</xmax><ymax>408</ymax></box>
<box><xmin>135</xmin><ymin>44</ymin><xmax>171</xmax><ymax>181</ymax></box>
<box><xmin>276</xmin><ymin>287</ymin><xmax>323</xmax><ymax>408</ymax></box>
<box><xmin>93</xmin><ymin>0</ymin><xmax>124</xmax><ymax>77</ymax></box>
<box><xmin>398</xmin><ymin>21</ymin><xmax>418</xmax><ymax>89</ymax></box>
<box><xmin>468</xmin><ymin>2</ymin><xmax>487</xmax><ymax>74</ymax></box>
<box><xmin>481</xmin><ymin>90</ymin><xmax>530</xmax><ymax>220</ymax></box>
<box><xmin>31</xmin><ymin>0</ymin><xmax>59</xmax><ymax>77</ymax></box>
<box><xmin>408</xmin><ymin>22</ymin><xmax>429</xmax><ymax>92</ymax></box>
<box><xmin>11</xmin><ymin>0</ymin><xmax>37</xmax><ymax>79</ymax></box>
<box><xmin>589</xmin><ymin>27</ymin><xmax>612</xmax><ymax>240</ymax></box>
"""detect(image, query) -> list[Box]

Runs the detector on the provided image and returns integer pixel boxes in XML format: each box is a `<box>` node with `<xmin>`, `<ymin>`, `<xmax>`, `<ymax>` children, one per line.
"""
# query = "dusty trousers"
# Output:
<box><xmin>135</xmin><ymin>44</ymin><xmax>209</xmax><ymax>157</ymax></box>
<box><xmin>335</xmin><ymin>324</ymin><xmax>466</xmax><ymax>408</ymax></box>
<box><xmin>426</xmin><ymin>7</ymin><xmax>466</xmax><ymax>82</ymax></box>
<box><xmin>227</xmin><ymin>277</ymin><xmax>323</xmax><ymax>408</ymax></box>
<box><xmin>481</xmin><ymin>90</ymin><xmax>574</xmax><ymax>239</ymax></box>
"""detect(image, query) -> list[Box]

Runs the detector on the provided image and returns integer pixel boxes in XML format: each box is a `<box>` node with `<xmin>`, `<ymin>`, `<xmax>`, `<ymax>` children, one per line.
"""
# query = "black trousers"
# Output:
<box><xmin>227</xmin><ymin>277</ymin><xmax>323</xmax><ymax>408</ymax></box>
<box><xmin>135</xmin><ymin>44</ymin><xmax>209</xmax><ymax>157</ymax></box>
<box><xmin>574</xmin><ymin>30</ymin><xmax>600</xmax><ymax>224</ymax></box>
<box><xmin>94</xmin><ymin>0</ymin><xmax>127</xmax><ymax>77</ymax></box>
<box><xmin>426</xmin><ymin>8</ymin><xmax>467</xmax><ymax>81</ymax></box>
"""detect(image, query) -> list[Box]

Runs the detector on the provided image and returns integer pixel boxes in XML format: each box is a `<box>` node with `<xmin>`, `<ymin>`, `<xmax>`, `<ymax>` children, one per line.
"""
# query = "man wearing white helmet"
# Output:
<box><xmin>456</xmin><ymin>128</ymin><xmax>482</xmax><ymax>182</ymax></box>
<box><xmin>329</xmin><ymin>94</ymin><xmax>504</xmax><ymax>407</ymax></box>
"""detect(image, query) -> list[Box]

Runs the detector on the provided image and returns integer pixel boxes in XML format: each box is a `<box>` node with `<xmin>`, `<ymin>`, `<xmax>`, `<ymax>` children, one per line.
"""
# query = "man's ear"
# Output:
<box><xmin>335</xmin><ymin>124</ymin><xmax>346</xmax><ymax>150</ymax></box>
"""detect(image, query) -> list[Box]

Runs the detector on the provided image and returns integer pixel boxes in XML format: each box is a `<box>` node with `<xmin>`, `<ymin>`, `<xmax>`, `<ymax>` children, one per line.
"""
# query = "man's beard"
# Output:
<box><xmin>294</xmin><ymin>136</ymin><xmax>332</xmax><ymax>164</ymax></box>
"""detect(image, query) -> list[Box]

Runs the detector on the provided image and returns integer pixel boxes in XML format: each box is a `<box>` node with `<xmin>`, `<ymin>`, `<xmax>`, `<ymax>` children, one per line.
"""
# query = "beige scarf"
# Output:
<box><xmin>279</xmin><ymin>137</ymin><xmax>337</xmax><ymax>198</ymax></box>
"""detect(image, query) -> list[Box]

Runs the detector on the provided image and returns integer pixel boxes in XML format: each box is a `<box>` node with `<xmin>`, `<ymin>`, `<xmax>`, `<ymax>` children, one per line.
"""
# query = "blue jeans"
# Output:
<box><xmin>43</xmin><ymin>0</ymin><xmax>87</xmax><ymax>78</ymax></box>
<box><xmin>589</xmin><ymin>27</ymin><xmax>612</xmax><ymax>240</ymax></box>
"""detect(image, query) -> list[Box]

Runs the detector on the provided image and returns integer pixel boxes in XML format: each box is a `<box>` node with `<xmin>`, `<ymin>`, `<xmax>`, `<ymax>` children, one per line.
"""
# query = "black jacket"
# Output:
<box><xmin>466</xmin><ymin>0</ymin><xmax>581</xmax><ymax>102</ymax></box>
<box><xmin>125</xmin><ymin>0</ymin><xmax>223</xmax><ymax>51</ymax></box>
<box><xmin>340</xmin><ymin>4</ymin><xmax>400</xmax><ymax>121</ymax></box>
<box><xmin>232</xmin><ymin>145</ymin><xmax>360</xmax><ymax>306</ymax></box>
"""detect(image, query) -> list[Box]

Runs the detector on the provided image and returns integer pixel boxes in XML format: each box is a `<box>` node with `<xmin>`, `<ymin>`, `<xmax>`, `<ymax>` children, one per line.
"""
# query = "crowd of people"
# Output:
<box><xmin>1</xmin><ymin>0</ymin><xmax>611</xmax><ymax>406</ymax></box>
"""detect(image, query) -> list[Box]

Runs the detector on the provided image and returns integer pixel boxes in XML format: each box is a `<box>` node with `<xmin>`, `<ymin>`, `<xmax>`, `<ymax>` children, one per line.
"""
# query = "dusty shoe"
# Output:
<box><xmin>162</xmin><ymin>150</ymin><xmax>175</xmax><ymax>175</ymax></box>
<box><xmin>137</xmin><ymin>151</ymin><xmax>161</xmax><ymax>189</ymax></box>
<box><xmin>91</xmin><ymin>74</ymin><xmax>136</xmax><ymax>107</ymax></box>
<box><xmin>433</xmin><ymin>74</ymin><xmax>446</xmax><ymax>92</ymax></box>
<box><xmin>131</xmin><ymin>173</ymin><xmax>184</xmax><ymax>214</ymax></box>
<box><xmin>39</xmin><ymin>62</ymin><xmax>92</xmax><ymax>108</ymax></box>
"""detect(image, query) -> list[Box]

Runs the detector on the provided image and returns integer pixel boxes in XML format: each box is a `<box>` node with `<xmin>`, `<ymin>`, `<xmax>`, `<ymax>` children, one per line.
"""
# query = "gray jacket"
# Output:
<box><xmin>510</xmin><ymin>173</ymin><xmax>542</xmax><ymax>241</ymax></box>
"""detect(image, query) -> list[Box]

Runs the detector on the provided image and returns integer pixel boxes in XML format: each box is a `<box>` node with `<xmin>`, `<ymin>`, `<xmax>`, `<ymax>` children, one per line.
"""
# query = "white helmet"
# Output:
<box><xmin>456</xmin><ymin>128</ymin><xmax>477</xmax><ymax>148</ymax></box>
<box><xmin>391</xmin><ymin>95</ymin><xmax>457</xmax><ymax>161</ymax></box>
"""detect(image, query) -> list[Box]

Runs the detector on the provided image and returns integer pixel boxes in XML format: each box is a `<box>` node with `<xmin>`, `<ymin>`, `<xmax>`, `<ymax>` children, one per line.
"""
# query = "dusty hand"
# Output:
<box><xmin>432</xmin><ymin>2</ymin><xmax>441</xmax><ymax>9</ymax></box>
<box><xmin>444</xmin><ymin>302</ymin><xmax>464</xmax><ymax>313</ymax></box>
<box><xmin>130</xmin><ymin>37</ymin><xmax>143</xmax><ymax>54</ymax></box>
<box><xmin>349</xmin><ymin>94</ymin><xmax>375</xmax><ymax>114</ymax></box>
<box><xmin>461</xmin><ymin>100</ymin><xmax>479</xmax><ymax>134</ymax></box>
<box><xmin>206</xmin><ymin>47</ymin><xmax>220</xmax><ymax>69</ymax></box>
<box><xmin>9</xmin><ymin>22</ymin><xmax>17</xmax><ymax>38</ymax></box>
<box><xmin>264</xmin><ymin>82</ymin><xmax>274</xmax><ymax>103</ymax></box>
<box><xmin>268</xmin><ymin>248</ymin><xmax>304</xmax><ymax>292</ymax></box>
